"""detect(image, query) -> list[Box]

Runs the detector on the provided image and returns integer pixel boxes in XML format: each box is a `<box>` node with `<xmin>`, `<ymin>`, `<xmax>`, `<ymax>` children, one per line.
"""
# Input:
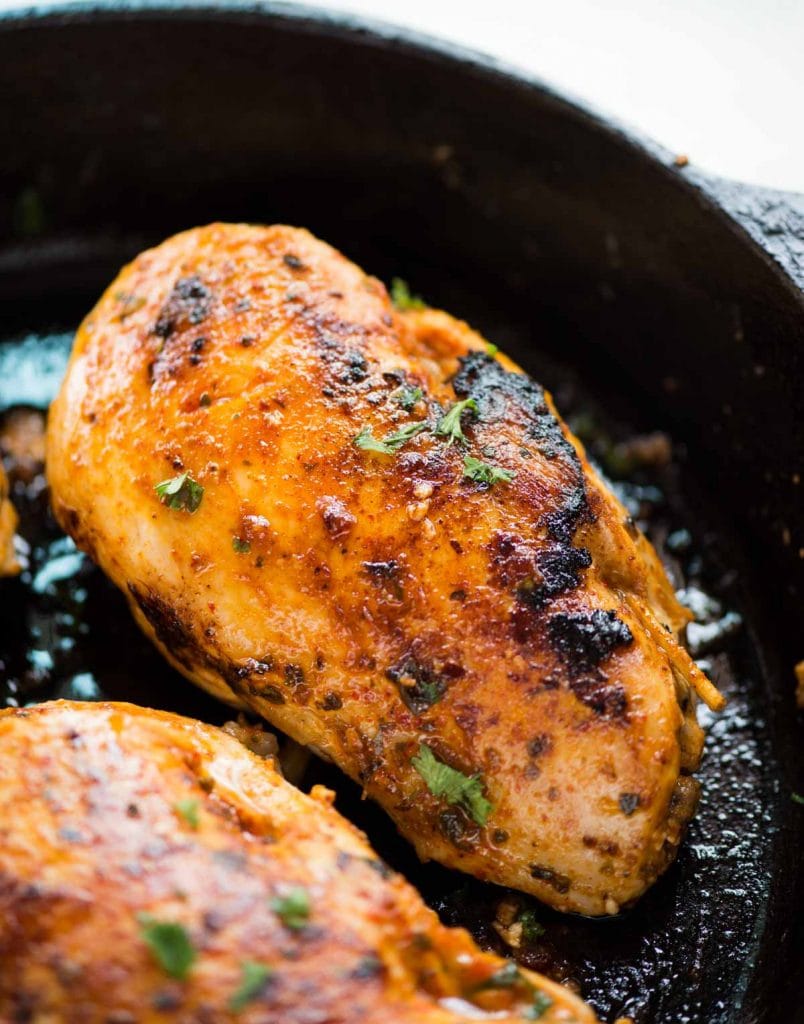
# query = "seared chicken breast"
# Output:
<box><xmin>47</xmin><ymin>224</ymin><xmax>723</xmax><ymax>916</ymax></box>
<box><xmin>0</xmin><ymin>701</ymin><xmax>595</xmax><ymax>1024</ymax></box>
<box><xmin>0</xmin><ymin>463</ymin><xmax>19</xmax><ymax>575</ymax></box>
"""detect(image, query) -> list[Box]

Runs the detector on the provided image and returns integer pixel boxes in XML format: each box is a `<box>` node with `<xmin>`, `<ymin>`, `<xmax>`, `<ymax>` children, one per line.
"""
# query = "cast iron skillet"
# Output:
<box><xmin>0</xmin><ymin>4</ymin><xmax>802</xmax><ymax>1021</ymax></box>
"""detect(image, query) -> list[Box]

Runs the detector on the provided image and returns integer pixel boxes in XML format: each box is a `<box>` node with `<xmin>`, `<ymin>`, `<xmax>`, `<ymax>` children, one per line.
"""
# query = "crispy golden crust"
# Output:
<box><xmin>0</xmin><ymin>701</ymin><xmax>595</xmax><ymax>1024</ymax></box>
<box><xmin>47</xmin><ymin>224</ymin><xmax>723</xmax><ymax>915</ymax></box>
<box><xmin>0</xmin><ymin>463</ymin><xmax>19</xmax><ymax>576</ymax></box>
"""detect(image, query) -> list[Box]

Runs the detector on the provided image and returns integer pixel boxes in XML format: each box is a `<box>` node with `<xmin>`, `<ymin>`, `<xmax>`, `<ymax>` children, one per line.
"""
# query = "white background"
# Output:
<box><xmin>3</xmin><ymin>0</ymin><xmax>801</xmax><ymax>192</ymax></box>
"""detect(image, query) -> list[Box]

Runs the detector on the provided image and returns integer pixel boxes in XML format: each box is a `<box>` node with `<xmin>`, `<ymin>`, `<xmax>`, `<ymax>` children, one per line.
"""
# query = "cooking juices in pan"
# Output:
<box><xmin>0</xmin><ymin>312</ymin><xmax>769</xmax><ymax>1023</ymax></box>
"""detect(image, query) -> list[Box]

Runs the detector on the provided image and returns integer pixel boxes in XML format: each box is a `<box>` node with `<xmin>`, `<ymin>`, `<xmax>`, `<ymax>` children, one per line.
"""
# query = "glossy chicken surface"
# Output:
<box><xmin>0</xmin><ymin>464</ymin><xmax>19</xmax><ymax>575</ymax></box>
<box><xmin>47</xmin><ymin>224</ymin><xmax>724</xmax><ymax>916</ymax></box>
<box><xmin>0</xmin><ymin>701</ymin><xmax>595</xmax><ymax>1024</ymax></box>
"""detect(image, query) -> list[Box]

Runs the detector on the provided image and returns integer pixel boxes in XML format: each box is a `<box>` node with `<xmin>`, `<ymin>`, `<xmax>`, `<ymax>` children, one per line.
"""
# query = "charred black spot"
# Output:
<box><xmin>153</xmin><ymin>275</ymin><xmax>213</xmax><ymax>339</ymax></box>
<box><xmin>363</xmin><ymin>559</ymin><xmax>403</xmax><ymax>600</ymax></box>
<box><xmin>127</xmin><ymin>585</ymin><xmax>197</xmax><ymax>669</ymax></box>
<box><xmin>284</xmin><ymin>663</ymin><xmax>305</xmax><ymax>687</ymax></box>
<box><xmin>547</xmin><ymin>609</ymin><xmax>633</xmax><ymax>718</ymax></box>
<box><xmin>350</xmin><ymin>955</ymin><xmax>384</xmax><ymax>979</ymax></box>
<box><xmin>619</xmin><ymin>792</ymin><xmax>641</xmax><ymax>816</ymax></box>
<box><xmin>527</xmin><ymin>734</ymin><xmax>552</xmax><ymax>758</ymax></box>
<box><xmin>515</xmin><ymin>542</ymin><xmax>592</xmax><ymax>612</ymax></box>
<box><xmin>256</xmin><ymin>684</ymin><xmax>285</xmax><ymax>705</ymax></box>
<box><xmin>386</xmin><ymin>656</ymin><xmax>446</xmax><ymax>714</ymax></box>
<box><xmin>548</xmin><ymin>610</ymin><xmax>633</xmax><ymax>675</ymax></box>
<box><xmin>438</xmin><ymin>807</ymin><xmax>480</xmax><ymax>850</ymax></box>
<box><xmin>529</xmin><ymin>864</ymin><xmax>571</xmax><ymax>893</ymax></box>
<box><xmin>319</xmin><ymin>691</ymin><xmax>343</xmax><ymax>711</ymax></box>
<box><xmin>283</xmin><ymin>253</ymin><xmax>305</xmax><ymax>270</ymax></box>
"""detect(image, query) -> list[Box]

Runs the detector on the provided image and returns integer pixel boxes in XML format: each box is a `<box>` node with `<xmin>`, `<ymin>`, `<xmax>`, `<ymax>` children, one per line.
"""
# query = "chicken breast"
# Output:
<box><xmin>0</xmin><ymin>463</ymin><xmax>19</xmax><ymax>575</ymax></box>
<box><xmin>47</xmin><ymin>224</ymin><xmax>723</xmax><ymax>916</ymax></box>
<box><xmin>0</xmin><ymin>700</ymin><xmax>595</xmax><ymax>1024</ymax></box>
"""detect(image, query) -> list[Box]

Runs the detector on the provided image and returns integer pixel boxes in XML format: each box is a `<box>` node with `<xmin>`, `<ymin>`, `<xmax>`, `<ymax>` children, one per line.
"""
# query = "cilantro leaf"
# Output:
<box><xmin>232</xmin><ymin>536</ymin><xmax>251</xmax><ymax>554</ymax></box>
<box><xmin>393</xmin><ymin>385</ymin><xmax>424</xmax><ymax>411</ymax></box>
<box><xmin>271</xmin><ymin>886</ymin><xmax>310</xmax><ymax>930</ymax></box>
<box><xmin>792</xmin><ymin>792</ymin><xmax>804</xmax><ymax>805</ymax></box>
<box><xmin>411</xmin><ymin>744</ymin><xmax>492</xmax><ymax>826</ymax></box>
<box><xmin>155</xmin><ymin>472</ymin><xmax>204</xmax><ymax>513</ymax></box>
<box><xmin>525</xmin><ymin>991</ymin><xmax>554</xmax><ymax>1019</ymax></box>
<box><xmin>485</xmin><ymin>342</ymin><xmax>499</xmax><ymax>356</ymax></box>
<box><xmin>390</xmin><ymin>277</ymin><xmax>426</xmax><ymax>311</ymax></box>
<box><xmin>137</xmin><ymin>915</ymin><xmax>196</xmax><ymax>979</ymax></box>
<box><xmin>173</xmin><ymin>798</ymin><xmax>199</xmax><ymax>829</ymax></box>
<box><xmin>518</xmin><ymin>908</ymin><xmax>545</xmax><ymax>943</ymax></box>
<box><xmin>229</xmin><ymin>961</ymin><xmax>273</xmax><ymax>1012</ymax></box>
<box><xmin>354</xmin><ymin>422</ymin><xmax>426</xmax><ymax>455</ymax></box>
<box><xmin>435</xmin><ymin>398</ymin><xmax>478</xmax><ymax>446</ymax></box>
<box><xmin>463</xmin><ymin>456</ymin><xmax>515</xmax><ymax>486</ymax></box>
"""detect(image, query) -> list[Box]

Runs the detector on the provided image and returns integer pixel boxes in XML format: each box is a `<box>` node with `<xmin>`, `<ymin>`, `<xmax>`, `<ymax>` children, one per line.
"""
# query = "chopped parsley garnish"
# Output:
<box><xmin>390</xmin><ymin>277</ymin><xmax>426</xmax><ymax>311</ymax></box>
<box><xmin>271</xmin><ymin>886</ymin><xmax>310</xmax><ymax>930</ymax></box>
<box><xmin>411</xmin><ymin>744</ymin><xmax>492</xmax><ymax>826</ymax></box>
<box><xmin>155</xmin><ymin>472</ymin><xmax>204</xmax><ymax>513</ymax></box>
<box><xmin>435</xmin><ymin>398</ymin><xmax>478</xmax><ymax>446</ymax></box>
<box><xmin>525</xmin><ymin>991</ymin><xmax>554</xmax><ymax>1019</ymax></box>
<box><xmin>173</xmin><ymin>798</ymin><xmax>199</xmax><ymax>829</ymax></box>
<box><xmin>792</xmin><ymin>792</ymin><xmax>804</xmax><ymax>805</ymax></box>
<box><xmin>137</xmin><ymin>915</ymin><xmax>196</xmax><ymax>979</ymax></box>
<box><xmin>518</xmin><ymin>909</ymin><xmax>545</xmax><ymax>943</ymax></box>
<box><xmin>393</xmin><ymin>385</ymin><xmax>424</xmax><ymax>411</ymax></box>
<box><xmin>479</xmin><ymin>962</ymin><xmax>521</xmax><ymax>988</ymax></box>
<box><xmin>229</xmin><ymin>961</ymin><xmax>273</xmax><ymax>1012</ymax></box>
<box><xmin>485</xmin><ymin>341</ymin><xmax>499</xmax><ymax>356</ymax></box>
<box><xmin>232</xmin><ymin>536</ymin><xmax>251</xmax><ymax>554</ymax></box>
<box><xmin>354</xmin><ymin>422</ymin><xmax>426</xmax><ymax>455</ymax></box>
<box><xmin>463</xmin><ymin>455</ymin><xmax>515</xmax><ymax>486</ymax></box>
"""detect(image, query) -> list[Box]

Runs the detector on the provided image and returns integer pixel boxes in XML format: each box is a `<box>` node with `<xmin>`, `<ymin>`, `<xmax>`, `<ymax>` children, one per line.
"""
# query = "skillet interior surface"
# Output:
<box><xmin>0</xmin><ymin>5</ymin><xmax>802</xmax><ymax>1022</ymax></box>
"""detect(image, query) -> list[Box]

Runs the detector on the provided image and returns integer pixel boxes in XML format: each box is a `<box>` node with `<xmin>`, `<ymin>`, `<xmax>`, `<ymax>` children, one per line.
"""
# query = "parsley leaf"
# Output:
<box><xmin>485</xmin><ymin>341</ymin><xmax>499</xmax><ymax>356</ymax></box>
<box><xmin>792</xmin><ymin>792</ymin><xmax>804</xmax><ymax>805</ymax></box>
<box><xmin>411</xmin><ymin>744</ymin><xmax>492</xmax><ymax>826</ymax></box>
<box><xmin>137</xmin><ymin>915</ymin><xmax>196</xmax><ymax>979</ymax></box>
<box><xmin>393</xmin><ymin>385</ymin><xmax>424</xmax><ymax>411</ymax></box>
<box><xmin>271</xmin><ymin>887</ymin><xmax>310</xmax><ymax>930</ymax></box>
<box><xmin>229</xmin><ymin>961</ymin><xmax>273</xmax><ymax>1012</ymax></box>
<box><xmin>155</xmin><ymin>472</ymin><xmax>204</xmax><ymax>513</ymax></box>
<box><xmin>478</xmin><ymin>962</ymin><xmax>521</xmax><ymax>988</ymax></box>
<box><xmin>525</xmin><ymin>991</ymin><xmax>554</xmax><ymax>1019</ymax></box>
<box><xmin>173</xmin><ymin>798</ymin><xmax>199</xmax><ymax>829</ymax></box>
<box><xmin>518</xmin><ymin>909</ymin><xmax>545</xmax><ymax>943</ymax></box>
<box><xmin>435</xmin><ymin>398</ymin><xmax>478</xmax><ymax>446</ymax></box>
<box><xmin>390</xmin><ymin>277</ymin><xmax>426</xmax><ymax>311</ymax></box>
<box><xmin>463</xmin><ymin>456</ymin><xmax>515</xmax><ymax>486</ymax></box>
<box><xmin>354</xmin><ymin>422</ymin><xmax>426</xmax><ymax>455</ymax></box>
<box><xmin>232</xmin><ymin>536</ymin><xmax>251</xmax><ymax>554</ymax></box>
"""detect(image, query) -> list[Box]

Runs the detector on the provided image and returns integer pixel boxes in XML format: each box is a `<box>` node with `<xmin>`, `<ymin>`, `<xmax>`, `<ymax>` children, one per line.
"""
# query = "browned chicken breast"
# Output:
<box><xmin>47</xmin><ymin>224</ymin><xmax>723</xmax><ymax>916</ymax></box>
<box><xmin>0</xmin><ymin>463</ymin><xmax>19</xmax><ymax>575</ymax></box>
<box><xmin>0</xmin><ymin>700</ymin><xmax>595</xmax><ymax>1024</ymax></box>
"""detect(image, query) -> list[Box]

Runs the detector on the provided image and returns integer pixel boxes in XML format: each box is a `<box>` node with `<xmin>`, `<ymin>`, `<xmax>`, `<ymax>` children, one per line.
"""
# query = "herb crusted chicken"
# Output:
<box><xmin>0</xmin><ymin>701</ymin><xmax>594</xmax><ymax>1023</ymax></box>
<box><xmin>47</xmin><ymin>223</ymin><xmax>724</xmax><ymax>916</ymax></box>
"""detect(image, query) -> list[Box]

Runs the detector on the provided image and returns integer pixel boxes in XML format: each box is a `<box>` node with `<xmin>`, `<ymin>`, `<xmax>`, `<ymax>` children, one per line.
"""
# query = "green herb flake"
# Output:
<box><xmin>792</xmin><ymin>792</ymin><xmax>804</xmax><ymax>805</ymax></box>
<box><xmin>137</xmin><ymin>915</ymin><xmax>196</xmax><ymax>979</ymax></box>
<box><xmin>232</xmin><ymin>536</ymin><xmax>251</xmax><ymax>554</ymax></box>
<box><xmin>479</xmin><ymin>962</ymin><xmax>521</xmax><ymax>989</ymax></box>
<box><xmin>393</xmin><ymin>385</ymin><xmax>424</xmax><ymax>411</ymax></box>
<box><xmin>485</xmin><ymin>342</ymin><xmax>499</xmax><ymax>357</ymax></box>
<box><xmin>173</xmin><ymin>798</ymin><xmax>199</xmax><ymax>829</ymax></box>
<box><xmin>463</xmin><ymin>455</ymin><xmax>515</xmax><ymax>487</ymax></box>
<box><xmin>518</xmin><ymin>909</ymin><xmax>545</xmax><ymax>943</ymax></box>
<box><xmin>525</xmin><ymin>991</ymin><xmax>554</xmax><ymax>1019</ymax></box>
<box><xmin>354</xmin><ymin>422</ymin><xmax>426</xmax><ymax>455</ymax></box>
<box><xmin>155</xmin><ymin>472</ymin><xmax>204</xmax><ymax>514</ymax></box>
<box><xmin>411</xmin><ymin>744</ymin><xmax>492</xmax><ymax>826</ymax></box>
<box><xmin>390</xmin><ymin>277</ymin><xmax>426</xmax><ymax>311</ymax></box>
<box><xmin>229</xmin><ymin>961</ymin><xmax>274</xmax><ymax>1012</ymax></box>
<box><xmin>271</xmin><ymin>886</ymin><xmax>311</xmax><ymax>930</ymax></box>
<box><xmin>435</xmin><ymin>398</ymin><xmax>478</xmax><ymax>447</ymax></box>
<box><xmin>12</xmin><ymin>186</ymin><xmax>45</xmax><ymax>238</ymax></box>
